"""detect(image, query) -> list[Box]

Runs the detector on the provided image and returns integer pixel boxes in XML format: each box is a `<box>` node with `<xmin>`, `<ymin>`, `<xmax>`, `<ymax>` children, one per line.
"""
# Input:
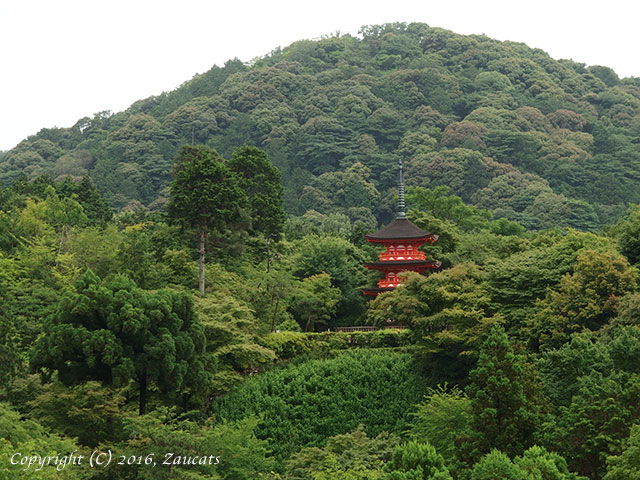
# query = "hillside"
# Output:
<box><xmin>2</xmin><ymin>22</ymin><xmax>640</xmax><ymax>231</ymax></box>
<box><xmin>6</xmin><ymin>22</ymin><xmax>640</xmax><ymax>479</ymax></box>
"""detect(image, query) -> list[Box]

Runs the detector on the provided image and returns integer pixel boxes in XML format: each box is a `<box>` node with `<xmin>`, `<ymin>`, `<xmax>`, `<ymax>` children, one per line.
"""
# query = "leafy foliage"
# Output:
<box><xmin>285</xmin><ymin>427</ymin><xmax>398</xmax><ymax>480</ymax></box>
<box><xmin>167</xmin><ymin>144</ymin><xmax>247</xmax><ymax>293</ymax></box>
<box><xmin>228</xmin><ymin>145</ymin><xmax>285</xmax><ymax>237</ymax></box>
<box><xmin>214</xmin><ymin>350</ymin><xmax>426</xmax><ymax>464</ymax></box>
<box><xmin>368</xmin><ymin>264</ymin><xmax>498</xmax><ymax>382</ymax></box>
<box><xmin>0</xmin><ymin>402</ymin><xmax>88</xmax><ymax>479</ymax></box>
<box><xmin>407</xmin><ymin>385</ymin><xmax>471</xmax><ymax>467</ymax></box>
<box><xmin>3</xmin><ymin>21</ymin><xmax>640</xmax><ymax>480</ymax></box>
<box><xmin>30</xmin><ymin>271</ymin><xmax>207</xmax><ymax>415</ymax></box>
<box><xmin>384</xmin><ymin>441</ymin><xmax>453</xmax><ymax>479</ymax></box>
<box><xmin>4</xmin><ymin>23</ymin><xmax>640</xmax><ymax>231</ymax></box>
<box><xmin>103</xmin><ymin>409</ymin><xmax>275</xmax><ymax>480</ymax></box>
<box><xmin>526</xmin><ymin>249</ymin><xmax>637</xmax><ymax>350</ymax></box>
<box><xmin>604</xmin><ymin>424</ymin><xmax>640</xmax><ymax>480</ymax></box>
<box><xmin>464</xmin><ymin>325</ymin><xmax>546</xmax><ymax>460</ymax></box>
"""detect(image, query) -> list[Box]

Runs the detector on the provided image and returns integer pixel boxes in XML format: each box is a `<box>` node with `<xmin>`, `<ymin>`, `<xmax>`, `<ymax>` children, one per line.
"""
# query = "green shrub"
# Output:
<box><xmin>259</xmin><ymin>330</ymin><xmax>413</xmax><ymax>360</ymax></box>
<box><xmin>214</xmin><ymin>349</ymin><xmax>427</xmax><ymax>464</ymax></box>
<box><xmin>259</xmin><ymin>331</ymin><xmax>316</xmax><ymax>358</ymax></box>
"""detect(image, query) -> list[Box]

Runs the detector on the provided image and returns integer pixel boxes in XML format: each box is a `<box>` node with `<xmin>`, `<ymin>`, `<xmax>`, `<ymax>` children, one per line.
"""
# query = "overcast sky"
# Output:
<box><xmin>1</xmin><ymin>0</ymin><xmax>639</xmax><ymax>151</ymax></box>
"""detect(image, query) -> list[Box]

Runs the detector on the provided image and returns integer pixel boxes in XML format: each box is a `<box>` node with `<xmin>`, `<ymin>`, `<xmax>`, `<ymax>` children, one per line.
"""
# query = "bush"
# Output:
<box><xmin>258</xmin><ymin>329</ymin><xmax>414</xmax><ymax>360</ymax></box>
<box><xmin>214</xmin><ymin>349</ymin><xmax>427</xmax><ymax>464</ymax></box>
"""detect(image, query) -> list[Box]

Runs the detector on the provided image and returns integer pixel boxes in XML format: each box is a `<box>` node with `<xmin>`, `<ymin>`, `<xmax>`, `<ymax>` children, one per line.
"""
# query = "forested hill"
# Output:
<box><xmin>3</xmin><ymin>22</ymin><xmax>640</xmax><ymax>230</ymax></box>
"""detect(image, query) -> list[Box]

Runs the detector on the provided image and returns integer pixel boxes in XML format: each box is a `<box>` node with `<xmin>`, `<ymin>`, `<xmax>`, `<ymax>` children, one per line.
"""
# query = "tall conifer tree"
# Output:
<box><xmin>167</xmin><ymin>145</ymin><xmax>246</xmax><ymax>295</ymax></box>
<box><xmin>464</xmin><ymin>325</ymin><xmax>545</xmax><ymax>459</ymax></box>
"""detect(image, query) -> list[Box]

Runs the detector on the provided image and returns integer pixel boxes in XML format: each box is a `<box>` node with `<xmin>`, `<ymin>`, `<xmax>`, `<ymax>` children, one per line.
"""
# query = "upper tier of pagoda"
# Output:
<box><xmin>365</xmin><ymin>217</ymin><xmax>439</xmax><ymax>244</ymax></box>
<box><xmin>362</xmin><ymin>160</ymin><xmax>441</xmax><ymax>296</ymax></box>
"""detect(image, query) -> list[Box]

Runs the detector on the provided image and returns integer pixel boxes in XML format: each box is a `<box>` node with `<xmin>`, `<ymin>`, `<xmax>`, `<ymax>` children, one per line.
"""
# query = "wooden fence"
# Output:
<box><xmin>333</xmin><ymin>325</ymin><xmax>407</xmax><ymax>333</ymax></box>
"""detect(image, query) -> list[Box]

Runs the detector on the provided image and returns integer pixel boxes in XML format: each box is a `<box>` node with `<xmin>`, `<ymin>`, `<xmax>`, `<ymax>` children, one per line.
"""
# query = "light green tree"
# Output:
<box><xmin>384</xmin><ymin>441</ymin><xmax>453</xmax><ymax>479</ymax></box>
<box><xmin>288</xmin><ymin>273</ymin><xmax>341</xmax><ymax>331</ymax></box>
<box><xmin>604</xmin><ymin>424</ymin><xmax>640</xmax><ymax>480</ymax></box>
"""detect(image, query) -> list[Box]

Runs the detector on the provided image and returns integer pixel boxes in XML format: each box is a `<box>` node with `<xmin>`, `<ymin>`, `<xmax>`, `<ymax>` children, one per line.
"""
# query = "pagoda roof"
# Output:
<box><xmin>366</xmin><ymin>217</ymin><xmax>436</xmax><ymax>242</ymax></box>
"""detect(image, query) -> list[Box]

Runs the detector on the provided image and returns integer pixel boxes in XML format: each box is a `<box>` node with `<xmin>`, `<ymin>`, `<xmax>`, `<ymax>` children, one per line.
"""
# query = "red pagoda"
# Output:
<box><xmin>362</xmin><ymin>161</ymin><xmax>440</xmax><ymax>296</ymax></box>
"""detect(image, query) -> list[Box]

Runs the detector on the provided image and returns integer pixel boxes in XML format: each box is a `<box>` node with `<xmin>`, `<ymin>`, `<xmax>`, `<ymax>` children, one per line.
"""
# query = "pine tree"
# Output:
<box><xmin>167</xmin><ymin>145</ymin><xmax>246</xmax><ymax>295</ymax></box>
<box><xmin>464</xmin><ymin>325</ymin><xmax>545</xmax><ymax>459</ymax></box>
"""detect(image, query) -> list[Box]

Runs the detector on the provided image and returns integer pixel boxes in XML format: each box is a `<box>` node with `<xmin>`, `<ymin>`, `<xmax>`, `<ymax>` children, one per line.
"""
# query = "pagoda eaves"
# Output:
<box><xmin>362</xmin><ymin>160</ymin><xmax>440</xmax><ymax>296</ymax></box>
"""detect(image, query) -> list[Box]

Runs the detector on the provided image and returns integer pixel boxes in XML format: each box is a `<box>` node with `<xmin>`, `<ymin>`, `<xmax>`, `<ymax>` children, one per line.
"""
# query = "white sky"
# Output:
<box><xmin>1</xmin><ymin>0</ymin><xmax>639</xmax><ymax>151</ymax></box>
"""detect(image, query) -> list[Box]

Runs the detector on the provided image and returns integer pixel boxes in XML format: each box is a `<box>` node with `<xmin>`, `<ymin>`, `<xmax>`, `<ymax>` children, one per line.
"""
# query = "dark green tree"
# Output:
<box><xmin>546</xmin><ymin>370</ymin><xmax>640</xmax><ymax>479</ymax></box>
<box><xmin>56</xmin><ymin>176</ymin><xmax>113</xmax><ymax>225</ymax></box>
<box><xmin>290</xmin><ymin>234</ymin><xmax>367</xmax><ymax>324</ymax></box>
<box><xmin>367</xmin><ymin>264</ymin><xmax>497</xmax><ymax>382</ymax></box>
<box><xmin>527</xmin><ymin>249</ymin><xmax>637</xmax><ymax>351</ymax></box>
<box><xmin>228</xmin><ymin>145</ymin><xmax>285</xmax><ymax>237</ymax></box>
<box><xmin>30</xmin><ymin>271</ymin><xmax>207</xmax><ymax>415</ymax></box>
<box><xmin>537</xmin><ymin>333</ymin><xmax>612</xmax><ymax>407</ymax></box>
<box><xmin>167</xmin><ymin>145</ymin><xmax>246</xmax><ymax>295</ymax></box>
<box><xmin>464</xmin><ymin>325</ymin><xmax>545</xmax><ymax>460</ymax></box>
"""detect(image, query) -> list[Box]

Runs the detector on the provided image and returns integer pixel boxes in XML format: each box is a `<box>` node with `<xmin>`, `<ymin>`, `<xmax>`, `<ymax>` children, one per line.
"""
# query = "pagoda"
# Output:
<box><xmin>362</xmin><ymin>161</ymin><xmax>440</xmax><ymax>296</ymax></box>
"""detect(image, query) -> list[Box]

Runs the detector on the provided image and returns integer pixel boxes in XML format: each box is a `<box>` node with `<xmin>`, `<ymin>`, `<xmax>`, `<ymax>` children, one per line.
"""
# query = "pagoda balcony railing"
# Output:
<box><xmin>378</xmin><ymin>278</ymin><xmax>402</xmax><ymax>288</ymax></box>
<box><xmin>378</xmin><ymin>252</ymin><xmax>426</xmax><ymax>261</ymax></box>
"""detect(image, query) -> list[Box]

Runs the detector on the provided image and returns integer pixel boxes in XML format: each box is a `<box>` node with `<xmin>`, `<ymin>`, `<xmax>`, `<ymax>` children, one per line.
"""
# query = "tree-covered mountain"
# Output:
<box><xmin>3</xmin><ymin>22</ymin><xmax>639</xmax><ymax>230</ymax></box>
<box><xmin>6</xmin><ymin>23</ymin><xmax>640</xmax><ymax>479</ymax></box>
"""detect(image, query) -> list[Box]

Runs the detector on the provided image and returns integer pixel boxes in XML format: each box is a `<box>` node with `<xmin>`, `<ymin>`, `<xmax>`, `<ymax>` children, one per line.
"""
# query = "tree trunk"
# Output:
<box><xmin>271</xmin><ymin>296</ymin><xmax>280</xmax><ymax>332</ymax></box>
<box><xmin>199</xmin><ymin>218</ymin><xmax>207</xmax><ymax>296</ymax></box>
<box><xmin>139</xmin><ymin>369</ymin><xmax>147</xmax><ymax>416</ymax></box>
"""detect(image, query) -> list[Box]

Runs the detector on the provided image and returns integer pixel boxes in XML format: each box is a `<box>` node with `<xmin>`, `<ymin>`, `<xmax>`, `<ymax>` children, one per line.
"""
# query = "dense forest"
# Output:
<box><xmin>3</xmin><ymin>22</ymin><xmax>640</xmax><ymax>230</ymax></box>
<box><xmin>2</xmin><ymin>22</ymin><xmax>640</xmax><ymax>479</ymax></box>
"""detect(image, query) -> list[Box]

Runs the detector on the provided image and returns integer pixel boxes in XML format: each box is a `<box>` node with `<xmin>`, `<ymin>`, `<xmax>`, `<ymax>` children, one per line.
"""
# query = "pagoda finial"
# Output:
<box><xmin>397</xmin><ymin>160</ymin><xmax>406</xmax><ymax>218</ymax></box>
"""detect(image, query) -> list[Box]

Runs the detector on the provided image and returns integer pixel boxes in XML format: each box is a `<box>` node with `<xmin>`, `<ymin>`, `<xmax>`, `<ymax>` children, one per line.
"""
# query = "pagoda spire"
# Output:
<box><xmin>362</xmin><ymin>161</ymin><xmax>440</xmax><ymax>297</ymax></box>
<box><xmin>397</xmin><ymin>160</ymin><xmax>406</xmax><ymax>219</ymax></box>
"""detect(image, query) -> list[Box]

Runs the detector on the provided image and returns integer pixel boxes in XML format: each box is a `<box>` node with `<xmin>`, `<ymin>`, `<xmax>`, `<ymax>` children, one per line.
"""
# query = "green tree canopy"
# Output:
<box><xmin>384</xmin><ymin>441</ymin><xmax>453</xmax><ymax>480</ymax></box>
<box><xmin>287</xmin><ymin>273</ymin><xmax>341</xmax><ymax>332</ymax></box>
<box><xmin>407</xmin><ymin>385</ymin><xmax>472</xmax><ymax>468</ymax></box>
<box><xmin>464</xmin><ymin>325</ymin><xmax>546</xmax><ymax>460</ymax></box>
<box><xmin>367</xmin><ymin>264</ymin><xmax>497</xmax><ymax>382</ymax></box>
<box><xmin>30</xmin><ymin>270</ymin><xmax>207</xmax><ymax>415</ymax></box>
<box><xmin>604</xmin><ymin>424</ymin><xmax>640</xmax><ymax>480</ymax></box>
<box><xmin>167</xmin><ymin>145</ymin><xmax>247</xmax><ymax>294</ymax></box>
<box><xmin>527</xmin><ymin>249</ymin><xmax>637</xmax><ymax>350</ymax></box>
<box><xmin>228</xmin><ymin>145</ymin><xmax>285</xmax><ymax>237</ymax></box>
